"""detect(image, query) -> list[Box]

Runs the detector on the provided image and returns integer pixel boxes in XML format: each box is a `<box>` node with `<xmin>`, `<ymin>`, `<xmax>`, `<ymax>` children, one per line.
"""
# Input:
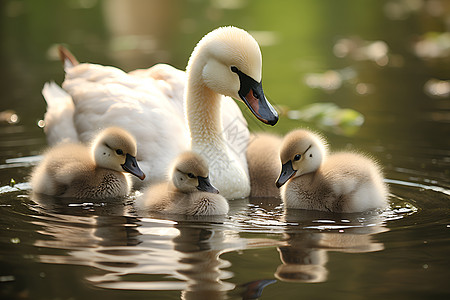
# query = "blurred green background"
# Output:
<box><xmin>1</xmin><ymin>0</ymin><xmax>448</xmax><ymax>140</ymax></box>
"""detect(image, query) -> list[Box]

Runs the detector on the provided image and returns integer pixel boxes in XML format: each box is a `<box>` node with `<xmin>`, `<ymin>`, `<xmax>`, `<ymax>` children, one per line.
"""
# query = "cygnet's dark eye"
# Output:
<box><xmin>231</xmin><ymin>66</ymin><xmax>238</xmax><ymax>73</ymax></box>
<box><xmin>294</xmin><ymin>154</ymin><xmax>301</xmax><ymax>161</ymax></box>
<box><xmin>187</xmin><ymin>173</ymin><xmax>195</xmax><ymax>179</ymax></box>
<box><xmin>116</xmin><ymin>149</ymin><xmax>123</xmax><ymax>155</ymax></box>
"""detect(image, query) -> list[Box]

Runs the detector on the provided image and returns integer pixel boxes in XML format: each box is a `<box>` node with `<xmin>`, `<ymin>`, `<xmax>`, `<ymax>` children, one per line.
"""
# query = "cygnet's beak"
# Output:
<box><xmin>232</xmin><ymin>68</ymin><xmax>278</xmax><ymax>126</ymax></box>
<box><xmin>197</xmin><ymin>176</ymin><xmax>219</xmax><ymax>194</ymax></box>
<box><xmin>276</xmin><ymin>160</ymin><xmax>296</xmax><ymax>188</ymax></box>
<box><xmin>121</xmin><ymin>153</ymin><xmax>146</xmax><ymax>180</ymax></box>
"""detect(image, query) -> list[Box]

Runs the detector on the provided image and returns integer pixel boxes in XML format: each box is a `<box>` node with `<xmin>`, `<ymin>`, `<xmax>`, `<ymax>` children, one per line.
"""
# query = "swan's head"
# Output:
<box><xmin>92</xmin><ymin>127</ymin><xmax>146</xmax><ymax>180</ymax></box>
<box><xmin>188</xmin><ymin>26</ymin><xmax>278</xmax><ymax>126</ymax></box>
<box><xmin>276</xmin><ymin>129</ymin><xmax>328</xmax><ymax>188</ymax></box>
<box><xmin>170</xmin><ymin>152</ymin><xmax>219</xmax><ymax>194</ymax></box>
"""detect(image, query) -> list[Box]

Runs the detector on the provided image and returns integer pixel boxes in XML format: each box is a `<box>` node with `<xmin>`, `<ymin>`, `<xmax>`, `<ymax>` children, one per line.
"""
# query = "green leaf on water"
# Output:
<box><xmin>286</xmin><ymin>102</ymin><xmax>364</xmax><ymax>136</ymax></box>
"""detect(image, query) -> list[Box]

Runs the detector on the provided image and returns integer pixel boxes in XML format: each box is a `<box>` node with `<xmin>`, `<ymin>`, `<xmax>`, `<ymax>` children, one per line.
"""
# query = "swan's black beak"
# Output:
<box><xmin>197</xmin><ymin>176</ymin><xmax>219</xmax><ymax>194</ymax></box>
<box><xmin>276</xmin><ymin>160</ymin><xmax>296</xmax><ymax>188</ymax></box>
<box><xmin>122</xmin><ymin>153</ymin><xmax>146</xmax><ymax>180</ymax></box>
<box><xmin>232</xmin><ymin>67</ymin><xmax>278</xmax><ymax>126</ymax></box>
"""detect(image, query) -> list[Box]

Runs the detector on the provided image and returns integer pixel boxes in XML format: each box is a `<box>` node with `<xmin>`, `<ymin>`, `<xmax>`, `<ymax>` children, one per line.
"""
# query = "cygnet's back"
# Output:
<box><xmin>315</xmin><ymin>152</ymin><xmax>388</xmax><ymax>212</ymax></box>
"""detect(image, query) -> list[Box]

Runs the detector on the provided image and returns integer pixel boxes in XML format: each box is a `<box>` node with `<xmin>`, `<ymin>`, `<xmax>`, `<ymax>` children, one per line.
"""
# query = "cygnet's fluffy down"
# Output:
<box><xmin>246</xmin><ymin>133</ymin><xmax>282</xmax><ymax>198</ymax></box>
<box><xmin>31</xmin><ymin>127</ymin><xmax>145</xmax><ymax>199</ymax></box>
<box><xmin>136</xmin><ymin>152</ymin><xmax>229</xmax><ymax>216</ymax></box>
<box><xmin>276</xmin><ymin>129</ymin><xmax>388</xmax><ymax>213</ymax></box>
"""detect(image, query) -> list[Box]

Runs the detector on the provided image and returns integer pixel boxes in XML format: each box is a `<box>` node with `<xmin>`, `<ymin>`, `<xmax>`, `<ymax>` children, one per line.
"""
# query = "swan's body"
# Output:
<box><xmin>42</xmin><ymin>64</ymin><xmax>190</xmax><ymax>191</ymax></box>
<box><xmin>31</xmin><ymin>127</ymin><xmax>145</xmax><ymax>199</ymax></box>
<box><xmin>42</xmin><ymin>27</ymin><xmax>278</xmax><ymax>199</ymax></box>
<box><xmin>276</xmin><ymin>129</ymin><xmax>388</xmax><ymax>213</ymax></box>
<box><xmin>136</xmin><ymin>152</ymin><xmax>229</xmax><ymax>215</ymax></box>
<box><xmin>246</xmin><ymin>133</ymin><xmax>282</xmax><ymax>198</ymax></box>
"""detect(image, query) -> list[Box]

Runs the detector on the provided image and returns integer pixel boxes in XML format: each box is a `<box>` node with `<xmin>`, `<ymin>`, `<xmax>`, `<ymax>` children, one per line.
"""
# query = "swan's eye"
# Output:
<box><xmin>294</xmin><ymin>154</ymin><xmax>301</xmax><ymax>161</ymax></box>
<box><xmin>116</xmin><ymin>149</ymin><xmax>123</xmax><ymax>155</ymax></box>
<box><xmin>231</xmin><ymin>66</ymin><xmax>238</xmax><ymax>73</ymax></box>
<box><xmin>187</xmin><ymin>173</ymin><xmax>195</xmax><ymax>179</ymax></box>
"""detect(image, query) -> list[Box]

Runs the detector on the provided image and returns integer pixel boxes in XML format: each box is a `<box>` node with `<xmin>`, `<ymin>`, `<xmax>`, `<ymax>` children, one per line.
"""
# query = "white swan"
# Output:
<box><xmin>136</xmin><ymin>152</ymin><xmax>229</xmax><ymax>216</ymax></box>
<box><xmin>275</xmin><ymin>129</ymin><xmax>388</xmax><ymax>212</ymax></box>
<box><xmin>31</xmin><ymin>127</ymin><xmax>145</xmax><ymax>199</ymax></box>
<box><xmin>42</xmin><ymin>26</ymin><xmax>278</xmax><ymax>199</ymax></box>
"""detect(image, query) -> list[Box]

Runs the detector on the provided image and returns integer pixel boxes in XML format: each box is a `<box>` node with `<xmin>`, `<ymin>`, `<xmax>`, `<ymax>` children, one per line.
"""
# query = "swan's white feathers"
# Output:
<box><xmin>42</xmin><ymin>82</ymin><xmax>78</xmax><ymax>145</ymax></box>
<box><xmin>43</xmin><ymin>27</ymin><xmax>260</xmax><ymax>197</ymax></box>
<box><xmin>47</xmin><ymin>62</ymin><xmax>189</xmax><ymax>187</ymax></box>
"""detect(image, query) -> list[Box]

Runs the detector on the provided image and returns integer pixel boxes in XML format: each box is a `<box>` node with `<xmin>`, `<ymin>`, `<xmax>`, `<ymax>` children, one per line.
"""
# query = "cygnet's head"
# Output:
<box><xmin>276</xmin><ymin>130</ymin><xmax>328</xmax><ymax>188</ymax></box>
<box><xmin>92</xmin><ymin>127</ymin><xmax>145</xmax><ymax>180</ymax></box>
<box><xmin>170</xmin><ymin>152</ymin><xmax>219</xmax><ymax>194</ymax></box>
<box><xmin>187</xmin><ymin>26</ymin><xmax>278</xmax><ymax>126</ymax></box>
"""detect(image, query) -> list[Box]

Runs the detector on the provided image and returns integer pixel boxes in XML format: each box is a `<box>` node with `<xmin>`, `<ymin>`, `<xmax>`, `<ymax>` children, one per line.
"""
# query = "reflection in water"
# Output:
<box><xmin>0</xmin><ymin>187</ymin><xmax>420</xmax><ymax>299</ymax></box>
<box><xmin>30</xmin><ymin>192</ymin><xmax>140</xmax><ymax>251</ymax></box>
<box><xmin>29</xmin><ymin>192</ymin><xmax>240</xmax><ymax>298</ymax></box>
<box><xmin>275</xmin><ymin>209</ymin><xmax>388</xmax><ymax>283</ymax></box>
<box><xmin>85</xmin><ymin>217</ymin><xmax>249</xmax><ymax>299</ymax></box>
<box><xmin>173</xmin><ymin>225</ymin><xmax>234</xmax><ymax>300</ymax></box>
<box><xmin>27</xmin><ymin>191</ymin><xmax>284</xmax><ymax>299</ymax></box>
<box><xmin>240</xmin><ymin>279</ymin><xmax>277</xmax><ymax>300</ymax></box>
<box><xmin>276</xmin><ymin>232</ymin><xmax>329</xmax><ymax>283</ymax></box>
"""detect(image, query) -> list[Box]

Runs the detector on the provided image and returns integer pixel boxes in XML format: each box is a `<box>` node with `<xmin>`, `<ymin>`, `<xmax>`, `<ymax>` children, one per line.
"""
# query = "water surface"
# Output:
<box><xmin>1</xmin><ymin>1</ymin><xmax>449</xmax><ymax>299</ymax></box>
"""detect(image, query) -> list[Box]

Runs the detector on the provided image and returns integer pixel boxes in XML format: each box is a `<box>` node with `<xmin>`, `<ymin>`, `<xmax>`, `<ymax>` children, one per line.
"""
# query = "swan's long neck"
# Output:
<box><xmin>183</xmin><ymin>32</ymin><xmax>251</xmax><ymax>199</ymax></box>
<box><xmin>185</xmin><ymin>58</ymin><xmax>227</xmax><ymax>155</ymax></box>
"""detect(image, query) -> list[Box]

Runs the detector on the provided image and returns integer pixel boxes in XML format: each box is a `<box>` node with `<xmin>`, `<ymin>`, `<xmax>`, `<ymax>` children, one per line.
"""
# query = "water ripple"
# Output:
<box><xmin>386</xmin><ymin>178</ymin><xmax>450</xmax><ymax>196</ymax></box>
<box><xmin>0</xmin><ymin>178</ymin><xmax>434</xmax><ymax>293</ymax></box>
